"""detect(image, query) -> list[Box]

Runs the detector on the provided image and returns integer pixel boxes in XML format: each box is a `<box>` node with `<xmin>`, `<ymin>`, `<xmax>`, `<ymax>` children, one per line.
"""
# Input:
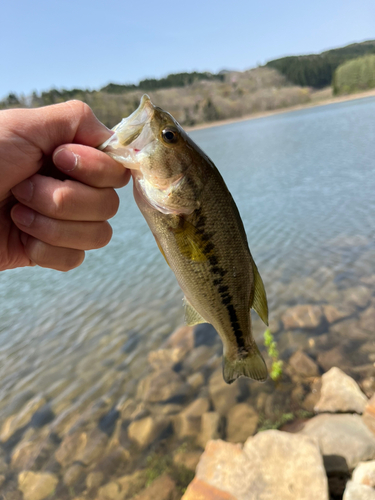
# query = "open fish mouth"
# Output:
<box><xmin>99</xmin><ymin>94</ymin><xmax>156</xmax><ymax>167</ymax></box>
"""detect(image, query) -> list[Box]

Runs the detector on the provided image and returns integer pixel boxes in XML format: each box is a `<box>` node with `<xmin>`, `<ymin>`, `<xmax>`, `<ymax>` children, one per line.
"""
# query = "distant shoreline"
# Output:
<box><xmin>186</xmin><ymin>88</ymin><xmax>375</xmax><ymax>132</ymax></box>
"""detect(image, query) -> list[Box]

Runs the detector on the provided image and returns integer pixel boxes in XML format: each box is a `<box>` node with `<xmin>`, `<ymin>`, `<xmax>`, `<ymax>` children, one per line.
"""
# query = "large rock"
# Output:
<box><xmin>226</xmin><ymin>404</ymin><xmax>258</xmax><ymax>443</ymax></box>
<box><xmin>128</xmin><ymin>415</ymin><xmax>170</xmax><ymax>449</ymax></box>
<box><xmin>363</xmin><ymin>394</ymin><xmax>375</xmax><ymax>434</ymax></box>
<box><xmin>208</xmin><ymin>369</ymin><xmax>240</xmax><ymax>416</ymax></box>
<box><xmin>182</xmin><ymin>477</ymin><xmax>237</xmax><ymax>499</ymax></box>
<box><xmin>281</xmin><ymin>305</ymin><xmax>323</xmax><ymax>330</ymax></box>
<box><xmin>136</xmin><ymin>370</ymin><xmax>189</xmax><ymax>403</ymax></box>
<box><xmin>352</xmin><ymin>460</ymin><xmax>375</xmax><ymax>487</ymax></box>
<box><xmin>343</xmin><ymin>481</ymin><xmax>375</xmax><ymax>500</ymax></box>
<box><xmin>300</xmin><ymin>414</ymin><xmax>375</xmax><ymax>471</ymax></box>
<box><xmin>190</xmin><ymin>433</ymin><xmax>328</xmax><ymax>500</ymax></box>
<box><xmin>18</xmin><ymin>471</ymin><xmax>58</xmax><ymax>500</ymax></box>
<box><xmin>314</xmin><ymin>367</ymin><xmax>368</xmax><ymax>414</ymax></box>
<box><xmin>173</xmin><ymin>398</ymin><xmax>210</xmax><ymax>438</ymax></box>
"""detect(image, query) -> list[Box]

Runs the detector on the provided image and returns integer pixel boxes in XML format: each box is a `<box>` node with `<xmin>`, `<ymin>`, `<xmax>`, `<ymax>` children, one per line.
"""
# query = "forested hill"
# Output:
<box><xmin>266</xmin><ymin>40</ymin><xmax>375</xmax><ymax>88</ymax></box>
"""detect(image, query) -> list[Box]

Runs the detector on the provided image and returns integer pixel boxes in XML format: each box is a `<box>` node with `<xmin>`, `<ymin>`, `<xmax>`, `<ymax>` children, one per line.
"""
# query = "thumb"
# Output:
<box><xmin>0</xmin><ymin>101</ymin><xmax>112</xmax><ymax>196</ymax></box>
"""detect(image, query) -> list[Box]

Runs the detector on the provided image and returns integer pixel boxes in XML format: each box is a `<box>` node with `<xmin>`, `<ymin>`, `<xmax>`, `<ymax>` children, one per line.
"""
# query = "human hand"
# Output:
<box><xmin>0</xmin><ymin>101</ymin><xmax>130</xmax><ymax>272</ymax></box>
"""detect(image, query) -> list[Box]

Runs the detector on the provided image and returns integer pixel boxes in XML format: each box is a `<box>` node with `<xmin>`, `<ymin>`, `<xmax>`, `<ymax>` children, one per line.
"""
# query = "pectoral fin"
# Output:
<box><xmin>250</xmin><ymin>259</ymin><xmax>269</xmax><ymax>326</ymax></box>
<box><xmin>171</xmin><ymin>218</ymin><xmax>208</xmax><ymax>262</ymax></box>
<box><xmin>153</xmin><ymin>234</ymin><xmax>170</xmax><ymax>267</ymax></box>
<box><xmin>184</xmin><ymin>297</ymin><xmax>207</xmax><ymax>326</ymax></box>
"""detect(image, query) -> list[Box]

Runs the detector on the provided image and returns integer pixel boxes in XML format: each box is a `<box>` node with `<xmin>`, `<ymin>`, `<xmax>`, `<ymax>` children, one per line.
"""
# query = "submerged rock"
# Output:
<box><xmin>18</xmin><ymin>471</ymin><xmax>58</xmax><ymax>500</ymax></box>
<box><xmin>128</xmin><ymin>415</ymin><xmax>170</xmax><ymax>449</ymax></box>
<box><xmin>133</xmin><ymin>474</ymin><xmax>178</xmax><ymax>500</ymax></box>
<box><xmin>281</xmin><ymin>305</ymin><xmax>323</xmax><ymax>330</ymax></box>
<box><xmin>225</xmin><ymin>403</ymin><xmax>258</xmax><ymax>443</ymax></box>
<box><xmin>315</xmin><ymin>367</ymin><xmax>368</xmax><ymax>414</ymax></box>
<box><xmin>136</xmin><ymin>369</ymin><xmax>189</xmax><ymax>404</ymax></box>
<box><xmin>208</xmin><ymin>369</ymin><xmax>240</xmax><ymax>416</ymax></box>
<box><xmin>173</xmin><ymin>398</ymin><xmax>210</xmax><ymax>438</ymax></box>
<box><xmin>1</xmin><ymin>395</ymin><xmax>46</xmax><ymax>442</ymax></box>
<box><xmin>173</xmin><ymin>450</ymin><xmax>202</xmax><ymax>471</ymax></box>
<box><xmin>198</xmin><ymin>412</ymin><xmax>222</xmax><ymax>448</ymax></box>
<box><xmin>288</xmin><ymin>350</ymin><xmax>320</xmax><ymax>378</ymax></box>
<box><xmin>300</xmin><ymin>414</ymin><xmax>375</xmax><ymax>472</ymax></box>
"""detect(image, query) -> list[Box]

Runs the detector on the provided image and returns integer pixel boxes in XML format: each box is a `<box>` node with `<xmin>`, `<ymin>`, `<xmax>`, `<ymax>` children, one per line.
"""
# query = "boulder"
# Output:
<box><xmin>288</xmin><ymin>350</ymin><xmax>319</xmax><ymax>378</ymax></box>
<box><xmin>190</xmin><ymin>433</ymin><xmax>328</xmax><ymax>499</ymax></box>
<box><xmin>18</xmin><ymin>471</ymin><xmax>58</xmax><ymax>500</ymax></box>
<box><xmin>314</xmin><ymin>367</ymin><xmax>368</xmax><ymax>414</ymax></box>
<box><xmin>363</xmin><ymin>394</ymin><xmax>375</xmax><ymax>434</ymax></box>
<box><xmin>226</xmin><ymin>404</ymin><xmax>258</xmax><ymax>443</ymax></box>
<box><xmin>182</xmin><ymin>477</ymin><xmax>237</xmax><ymax>499</ymax></box>
<box><xmin>63</xmin><ymin>463</ymin><xmax>85</xmax><ymax>486</ymax></box>
<box><xmin>343</xmin><ymin>481</ymin><xmax>375</xmax><ymax>500</ymax></box>
<box><xmin>352</xmin><ymin>460</ymin><xmax>375</xmax><ymax>487</ymax></box>
<box><xmin>208</xmin><ymin>369</ymin><xmax>240</xmax><ymax>416</ymax></box>
<box><xmin>136</xmin><ymin>370</ymin><xmax>189</xmax><ymax>404</ymax></box>
<box><xmin>128</xmin><ymin>415</ymin><xmax>170</xmax><ymax>449</ymax></box>
<box><xmin>300</xmin><ymin>414</ymin><xmax>375</xmax><ymax>472</ymax></box>
<box><xmin>198</xmin><ymin>412</ymin><xmax>222</xmax><ymax>448</ymax></box>
<box><xmin>173</xmin><ymin>398</ymin><xmax>210</xmax><ymax>438</ymax></box>
<box><xmin>281</xmin><ymin>305</ymin><xmax>323</xmax><ymax>330</ymax></box>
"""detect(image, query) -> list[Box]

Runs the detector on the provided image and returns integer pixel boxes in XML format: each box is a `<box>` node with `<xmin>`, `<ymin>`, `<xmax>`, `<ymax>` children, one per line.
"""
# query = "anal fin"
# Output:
<box><xmin>184</xmin><ymin>297</ymin><xmax>207</xmax><ymax>326</ymax></box>
<box><xmin>250</xmin><ymin>259</ymin><xmax>269</xmax><ymax>326</ymax></box>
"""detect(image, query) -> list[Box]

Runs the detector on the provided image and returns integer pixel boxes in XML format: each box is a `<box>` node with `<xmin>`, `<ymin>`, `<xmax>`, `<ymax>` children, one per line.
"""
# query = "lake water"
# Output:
<box><xmin>1</xmin><ymin>96</ymin><xmax>375</xmax><ymax>496</ymax></box>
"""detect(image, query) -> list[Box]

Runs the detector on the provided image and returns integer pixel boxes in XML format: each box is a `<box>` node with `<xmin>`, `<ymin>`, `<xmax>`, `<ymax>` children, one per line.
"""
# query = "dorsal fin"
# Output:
<box><xmin>250</xmin><ymin>259</ymin><xmax>269</xmax><ymax>326</ymax></box>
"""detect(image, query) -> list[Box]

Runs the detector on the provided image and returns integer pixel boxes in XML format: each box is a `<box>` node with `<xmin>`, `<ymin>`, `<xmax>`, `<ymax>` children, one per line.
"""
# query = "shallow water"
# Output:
<box><xmin>1</xmin><ymin>96</ymin><xmax>375</xmax><ymax>495</ymax></box>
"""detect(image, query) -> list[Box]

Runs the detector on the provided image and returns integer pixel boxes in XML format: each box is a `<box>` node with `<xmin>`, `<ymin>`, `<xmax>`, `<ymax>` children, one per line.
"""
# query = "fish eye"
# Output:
<box><xmin>161</xmin><ymin>128</ymin><xmax>178</xmax><ymax>144</ymax></box>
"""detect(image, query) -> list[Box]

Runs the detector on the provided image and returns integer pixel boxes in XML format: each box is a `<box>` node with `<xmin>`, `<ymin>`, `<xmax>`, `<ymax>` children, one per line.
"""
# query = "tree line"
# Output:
<box><xmin>266</xmin><ymin>40</ymin><xmax>375</xmax><ymax>88</ymax></box>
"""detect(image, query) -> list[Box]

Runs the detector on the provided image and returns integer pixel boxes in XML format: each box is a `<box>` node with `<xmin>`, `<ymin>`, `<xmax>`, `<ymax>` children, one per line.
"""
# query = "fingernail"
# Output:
<box><xmin>12</xmin><ymin>205</ymin><xmax>35</xmax><ymax>227</ymax></box>
<box><xmin>53</xmin><ymin>148</ymin><xmax>78</xmax><ymax>172</ymax></box>
<box><xmin>12</xmin><ymin>179</ymin><xmax>34</xmax><ymax>202</ymax></box>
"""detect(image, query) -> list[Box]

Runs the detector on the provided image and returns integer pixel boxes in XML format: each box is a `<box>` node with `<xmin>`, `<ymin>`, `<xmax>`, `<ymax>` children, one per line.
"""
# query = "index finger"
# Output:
<box><xmin>53</xmin><ymin>144</ymin><xmax>131</xmax><ymax>189</ymax></box>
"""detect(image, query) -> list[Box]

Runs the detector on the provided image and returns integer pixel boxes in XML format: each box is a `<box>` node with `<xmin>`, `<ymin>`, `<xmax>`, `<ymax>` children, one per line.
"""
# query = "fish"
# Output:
<box><xmin>100</xmin><ymin>95</ymin><xmax>269</xmax><ymax>384</ymax></box>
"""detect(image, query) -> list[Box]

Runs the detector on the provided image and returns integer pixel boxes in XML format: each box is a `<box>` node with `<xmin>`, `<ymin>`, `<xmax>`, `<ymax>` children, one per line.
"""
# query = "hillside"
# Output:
<box><xmin>266</xmin><ymin>40</ymin><xmax>375</xmax><ymax>88</ymax></box>
<box><xmin>1</xmin><ymin>40</ymin><xmax>375</xmax><ymax>128</ymax></box>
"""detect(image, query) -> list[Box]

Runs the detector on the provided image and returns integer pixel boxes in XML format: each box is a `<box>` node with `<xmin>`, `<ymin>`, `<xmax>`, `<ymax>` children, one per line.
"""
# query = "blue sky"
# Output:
<box><xmin>2</xmin><ymin>0</ymin><xmax>374</xmax><ymax>99</ymax></box>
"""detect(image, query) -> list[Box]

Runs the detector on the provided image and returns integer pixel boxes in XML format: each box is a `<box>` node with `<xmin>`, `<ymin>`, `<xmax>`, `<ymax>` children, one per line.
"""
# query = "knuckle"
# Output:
<box><xmin>52</xmin><ymin>187</ymin><xmax>68</xmax><ymax>219</ymax></box>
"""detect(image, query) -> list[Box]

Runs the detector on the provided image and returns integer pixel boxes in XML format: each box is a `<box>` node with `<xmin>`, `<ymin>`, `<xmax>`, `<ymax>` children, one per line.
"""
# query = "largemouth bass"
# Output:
<box><xmin>100</xmin><ymin>95</ymin><xmax>269</xmax><ymax>384</ymax></box>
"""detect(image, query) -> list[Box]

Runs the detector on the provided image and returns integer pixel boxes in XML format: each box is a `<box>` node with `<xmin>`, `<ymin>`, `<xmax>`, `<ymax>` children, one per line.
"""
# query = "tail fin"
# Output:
<box><xmin>223</xmin><ymin>347</ymin><xmax>268</xmax><ymax>384</ymax></box>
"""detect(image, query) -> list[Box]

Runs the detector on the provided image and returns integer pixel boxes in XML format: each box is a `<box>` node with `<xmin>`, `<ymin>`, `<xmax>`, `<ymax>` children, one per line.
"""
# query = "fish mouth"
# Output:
<box><xmin>99</xmin><ymin>94</ymin><xmax>156</xmax><ymax>168</ymax></box>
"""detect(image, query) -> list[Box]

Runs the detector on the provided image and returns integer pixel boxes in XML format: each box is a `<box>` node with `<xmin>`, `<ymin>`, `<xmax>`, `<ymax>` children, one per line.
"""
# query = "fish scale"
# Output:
<box><xmin>100</xmin><ymin>94</ymin><xmax>269</xmax><ymax>384</ymax></box>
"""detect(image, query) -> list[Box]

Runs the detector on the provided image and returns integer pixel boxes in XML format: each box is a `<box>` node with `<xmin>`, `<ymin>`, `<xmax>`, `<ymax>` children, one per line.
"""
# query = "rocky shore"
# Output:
<box><xmin>1</xmin><ymin>269</ymin><xmax>375</xmax><ymax>500</ymax></box>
